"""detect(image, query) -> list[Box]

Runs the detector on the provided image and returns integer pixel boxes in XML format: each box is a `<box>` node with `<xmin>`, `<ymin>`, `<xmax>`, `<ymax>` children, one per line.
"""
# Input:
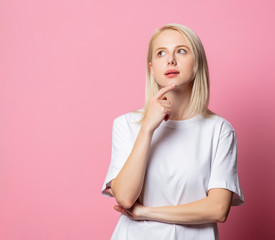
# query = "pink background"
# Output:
<box><xmin>1</xmin><ymin>0</ymin><xmax>274</xmax><ymax>239</ymax></box>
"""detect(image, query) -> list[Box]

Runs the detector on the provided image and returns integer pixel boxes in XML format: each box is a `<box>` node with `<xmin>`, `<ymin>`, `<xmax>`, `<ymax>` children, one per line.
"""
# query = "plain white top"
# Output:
<box><xmin>101</xmin><ymin>110</ymin><xmax>244</xmax><ymax>240</ymax></box>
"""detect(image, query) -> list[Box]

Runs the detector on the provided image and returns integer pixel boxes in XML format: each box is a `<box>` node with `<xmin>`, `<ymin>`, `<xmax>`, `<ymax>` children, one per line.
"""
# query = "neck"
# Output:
<box><xmin>163</xmin><ymin>83</ymin><xmax>193</xmax><ymax>120</ymax></box>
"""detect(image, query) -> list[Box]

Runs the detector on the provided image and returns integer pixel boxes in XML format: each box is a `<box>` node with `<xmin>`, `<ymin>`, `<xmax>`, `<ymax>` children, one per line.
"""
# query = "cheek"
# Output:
<box><xmin>180</xmin><ymin>59</ymin><xmax>195</xmax><ymax>72</ymax></box>
<box><xmin>188</xmin><ymin>57</ymin><xmax>195</xmax><ymax>68</ymax></box>
<box><xmin>154</xmin><ymin>60</ymin><xmax>167</xmax><ymax>73</ymax></box>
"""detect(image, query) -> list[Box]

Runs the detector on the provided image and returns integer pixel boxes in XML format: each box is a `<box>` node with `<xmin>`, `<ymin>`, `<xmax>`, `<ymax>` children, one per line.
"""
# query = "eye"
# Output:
<box><xmin>178</xmin><ymin>48</ymin><xmax>187</xmax><ymax>54</ymax></box>
<box><xmin>157</xmin><ymin>50</ymin><xmax>165</xmax><ymax>56</ymax></box>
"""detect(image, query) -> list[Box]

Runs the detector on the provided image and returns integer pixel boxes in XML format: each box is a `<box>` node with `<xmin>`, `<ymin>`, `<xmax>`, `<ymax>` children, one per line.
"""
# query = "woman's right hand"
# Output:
<box><xmin>142</xmin><ymin>83</ymin><xmax>177</xmax><ymax>132</ymax></box>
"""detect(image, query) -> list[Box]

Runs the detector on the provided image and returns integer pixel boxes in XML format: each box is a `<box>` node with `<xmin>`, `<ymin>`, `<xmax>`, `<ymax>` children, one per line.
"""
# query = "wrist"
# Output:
<box><xmin>140</xmin><ymin>125</ymin><xmax>154</xmax><ymax>135</ymax></box>
<box><xmin>140</xmin><ymin>206</ymin><xmax>151</xmax><ymax>219</ymax></box>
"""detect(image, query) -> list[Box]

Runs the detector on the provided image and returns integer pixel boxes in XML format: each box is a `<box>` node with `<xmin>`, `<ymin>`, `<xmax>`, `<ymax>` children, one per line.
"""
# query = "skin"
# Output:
<box><xmin>109</xmin><ymin>28</ymin><xmax>233</xmax><ymax>224</ymax></box>
<box><xmin>110</xmin><ymin>84</ymin><xmax>177</xmax><ymax>209</ymax></box>
<box><xmin>107</xmin><ymin>188</ymin><xmax>233</xmax><ymax>224</ymax></box>
<box><xmin>149</xmin><ymin>29</ymin><xmax>195</xmax><ymax>120</ymax></box>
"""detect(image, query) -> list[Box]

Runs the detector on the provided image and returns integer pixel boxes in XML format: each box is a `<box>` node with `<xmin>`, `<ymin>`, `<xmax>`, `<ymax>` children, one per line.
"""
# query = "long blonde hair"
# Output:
<box><xmin>132</xmin><ymin>23</ymin><xmax>215</xmax><ymax>125</ymax></box>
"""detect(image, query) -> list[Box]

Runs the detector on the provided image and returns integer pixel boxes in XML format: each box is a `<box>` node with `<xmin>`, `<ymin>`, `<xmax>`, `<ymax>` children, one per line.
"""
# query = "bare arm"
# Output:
<box><xmin>143</xmin><ymin>188</ymin><xmax>233</xmax><ymax>224</ymax></box>
<box><xmin>111</xmin><ymin>126</ymin><xmax>154</xmax><ymax>209</ymax></box>
<box><xmin>111</xmin><ymin>84</ymin><xmax>177</xmax><ymax>209</ymax></box>
<box><xmin>115</xmin><ymin>188</ymin><xmax>233</xmax><ymax>224</ymax></box>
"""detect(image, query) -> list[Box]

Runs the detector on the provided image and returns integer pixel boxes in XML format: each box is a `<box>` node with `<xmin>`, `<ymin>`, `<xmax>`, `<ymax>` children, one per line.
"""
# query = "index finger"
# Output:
<box><xmin>155</xmin><ymin>84</ymin><xmax>177</xmax><ymax>100</ymax></box>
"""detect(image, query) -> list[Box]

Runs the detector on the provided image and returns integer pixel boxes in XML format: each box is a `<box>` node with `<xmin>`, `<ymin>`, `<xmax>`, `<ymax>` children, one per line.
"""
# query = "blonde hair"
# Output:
<box><xmin>131</xmin><ymin>23</ymin><xmax>215</xmax><ymax>125</ymax></box>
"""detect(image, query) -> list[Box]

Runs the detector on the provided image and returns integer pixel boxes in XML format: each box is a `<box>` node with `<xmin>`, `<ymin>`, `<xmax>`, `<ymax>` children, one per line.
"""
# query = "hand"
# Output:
<box><xmin>113</xmin><ymin>201</ymin><xmax>148</xmax><ymax>221</ymax></box>
<box><xmin>107</xmin><ymin>184</ymin><xmax>148</xmax><ymax>220</ymax></box>
<box><xmin>142</xmin><ymin>83</ymin><xmax>177</xmax><ymax>132</ymax></box>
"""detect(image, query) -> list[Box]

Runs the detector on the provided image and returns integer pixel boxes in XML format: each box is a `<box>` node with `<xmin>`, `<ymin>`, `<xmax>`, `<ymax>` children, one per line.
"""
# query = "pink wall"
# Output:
<box><xmin>1</xmin><ymin>0</ymin><xmax>274</xmax><ymax>239</ymax></box>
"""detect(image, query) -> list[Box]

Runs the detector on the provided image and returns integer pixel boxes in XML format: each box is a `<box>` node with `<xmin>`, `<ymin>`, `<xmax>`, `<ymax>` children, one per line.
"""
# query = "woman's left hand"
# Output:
<box><xmin>113</xmin><ymin>201</ymin><xmax>149</xmax><ymax>221</ymax></box>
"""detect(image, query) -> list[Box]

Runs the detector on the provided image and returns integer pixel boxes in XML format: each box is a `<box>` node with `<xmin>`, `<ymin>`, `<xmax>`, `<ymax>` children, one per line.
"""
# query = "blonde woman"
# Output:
<box><xmin>101</xmin><ymin>23</ymin><xmax>244</xmax><ymax>240</ymax></box>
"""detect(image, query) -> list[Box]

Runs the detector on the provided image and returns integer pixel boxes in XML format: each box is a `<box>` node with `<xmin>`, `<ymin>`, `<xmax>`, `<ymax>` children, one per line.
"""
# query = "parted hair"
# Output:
<box><xmin>132</xmin><ymin>23</ymin><xmax>214</xmax><ymax>125</ymax></box>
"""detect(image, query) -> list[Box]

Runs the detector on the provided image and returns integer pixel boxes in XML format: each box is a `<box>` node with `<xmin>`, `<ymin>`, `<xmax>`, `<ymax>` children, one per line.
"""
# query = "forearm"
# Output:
<box><xmin>143</xmin><ymin>196</ymin><xmax>229</xmax><ymax>225</ymax></box>
<box><xmin>112</xmin><ymin>126</ymin><xmax>154</xmax><ymax>209</ymax></box>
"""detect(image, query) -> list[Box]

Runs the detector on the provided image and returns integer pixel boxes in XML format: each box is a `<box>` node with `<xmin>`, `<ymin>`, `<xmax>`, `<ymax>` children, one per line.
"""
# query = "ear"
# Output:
<box><xmin>149</xmin><ymin>62</ymin><xmax>154</xmax><ymax>76</ymax></box>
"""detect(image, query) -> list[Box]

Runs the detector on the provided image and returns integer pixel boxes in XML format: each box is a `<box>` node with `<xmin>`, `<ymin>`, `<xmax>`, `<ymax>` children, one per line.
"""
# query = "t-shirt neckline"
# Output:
<box><xmin>161</xmin><ymin>114</ymin><xmax>203</xmax><ymax>129</ymax></box>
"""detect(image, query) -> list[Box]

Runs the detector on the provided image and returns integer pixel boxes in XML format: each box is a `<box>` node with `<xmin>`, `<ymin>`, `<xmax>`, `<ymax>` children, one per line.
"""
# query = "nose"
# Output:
<box><xmin>168</xmin><ymin>53</ymin><xmax>176</xmax><ymax>65</ymax></box>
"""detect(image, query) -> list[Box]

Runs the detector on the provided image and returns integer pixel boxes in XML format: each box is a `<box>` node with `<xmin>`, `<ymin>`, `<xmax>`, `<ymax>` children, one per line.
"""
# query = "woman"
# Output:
<box><xmin>101</xmin><ymin>23</ymin><xmax>244</xmax><ymax>240</ymax></box>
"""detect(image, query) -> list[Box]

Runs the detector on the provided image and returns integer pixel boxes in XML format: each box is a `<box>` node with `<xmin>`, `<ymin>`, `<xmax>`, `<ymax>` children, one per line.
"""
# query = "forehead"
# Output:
<box><xmin>152</xmin><ymin>29</ymin><xmax>189</xmax><ymax>50</ymax></box>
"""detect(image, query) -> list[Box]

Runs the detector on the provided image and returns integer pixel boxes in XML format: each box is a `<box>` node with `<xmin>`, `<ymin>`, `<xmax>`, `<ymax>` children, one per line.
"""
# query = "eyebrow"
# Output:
<box><xmin>154</xmin><ymin>44</ymin><xmax>190</xmax><ymax>53</ymax></box>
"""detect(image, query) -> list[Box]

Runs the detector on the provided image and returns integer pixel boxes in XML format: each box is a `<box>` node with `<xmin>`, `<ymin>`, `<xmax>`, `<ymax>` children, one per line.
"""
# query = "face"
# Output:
<box><xmin>149</xmin><ymin>29</ymin><xmax>195</xmax><ymax>88</ymax></box>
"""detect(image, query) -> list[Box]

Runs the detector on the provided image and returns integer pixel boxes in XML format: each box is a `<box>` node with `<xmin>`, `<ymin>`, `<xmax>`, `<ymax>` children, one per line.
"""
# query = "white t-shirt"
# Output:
<box><xmin>101</xmin><ymin>110</ymin><xmax>244</xmax><ymax>240</ymax></box>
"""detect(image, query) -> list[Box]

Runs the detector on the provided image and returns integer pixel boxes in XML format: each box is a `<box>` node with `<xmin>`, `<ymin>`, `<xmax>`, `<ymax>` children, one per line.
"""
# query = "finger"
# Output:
<box><xmin>159</xmin><ymin>99</ymin><xmax>171</xmax><ymax>105</ymax></box>
<box><xmin>114</xmin><ymin>205</ymin><xmax>132</xmax><ymax>217</ymax></box>
<box><xmin>155</xmin><ymin>84</ymin><xmax>177</xmax><ymax>100</ymax></box>
<box><xmin>164</xmin><ymin>111</ymin><xmax>172</xmax><ymax>119</ymax></box>
<box><xmin>159</xmin><ymin>102</ymin><xmax>172</xmax><ymax>109</ymax></box>
<box><xmin>121</xmin><ymin>208</ymin><xmax>133</xmax><ymax>219</ymax></box>
<box><xmin>113</xmin><ymin>205</ymin><xmax>123</xmax><ymax>212</ymax></box>
<box><xmin>159</xmin><ymin>104</ymin><xmax>173</xmax><ymax>116</ymax></box>
<box><xmin>161</xmin><ymin>96</ymin><xmax>172</xmax><ymax>104</ymax></box>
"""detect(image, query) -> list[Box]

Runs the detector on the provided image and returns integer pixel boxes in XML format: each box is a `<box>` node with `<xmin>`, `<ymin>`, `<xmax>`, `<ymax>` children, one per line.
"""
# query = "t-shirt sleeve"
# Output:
<box><xmin>101</xmin><ymin>115</ymin><xmax>133</xmax><ymax>198</ymax></box>
<box><xmin>207</xmin><ymin>126</ymin><xmax>245</xmax><ymax>206</ymax></box>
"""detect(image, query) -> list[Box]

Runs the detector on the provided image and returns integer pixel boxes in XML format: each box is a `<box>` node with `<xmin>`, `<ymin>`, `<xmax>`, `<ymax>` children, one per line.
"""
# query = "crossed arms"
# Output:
<box><xmin>106</xmin><ymin>184</ymin><xmax>233</xmax><ymax>224</ymax></box>
<box><xmin>109</xmin><ymin>121</ymin><xmax>233</xmax><ymax>225</ymax></box>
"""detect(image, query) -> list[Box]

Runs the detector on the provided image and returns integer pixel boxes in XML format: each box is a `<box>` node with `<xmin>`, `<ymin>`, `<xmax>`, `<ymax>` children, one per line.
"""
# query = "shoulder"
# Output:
<box><xmin>202</xmin><ymin>113</ymin><xmax>236</xmax><ymax>137</ymax></box>
<box><xmin>113</xmin><ymin>108</ymin><xmax>144</xmax><ymax>129</ymax></box>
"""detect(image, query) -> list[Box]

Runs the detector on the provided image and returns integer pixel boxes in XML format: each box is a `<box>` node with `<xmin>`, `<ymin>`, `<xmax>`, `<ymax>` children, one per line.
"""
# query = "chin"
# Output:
<box><xmin>169</xmin><ymin>79</ymin><xmax>177</xmax><ymax>83</ymax></box>
<box><xmin>167</xmin><ymin>79</ymin><xmax>180</xmax><ymax>86</ymax></box>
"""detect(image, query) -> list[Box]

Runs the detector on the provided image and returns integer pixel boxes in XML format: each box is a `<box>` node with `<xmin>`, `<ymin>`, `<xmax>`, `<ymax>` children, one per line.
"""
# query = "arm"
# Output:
<box><xmin>115</xmin><ymin>188</ymin><xmax>233</xmax><ymax>224</ymax></box>
<box><xmin>145</xmin><ymin>188</ymin><xmax>233</xmax><ymax>224</ymax></box>
<box><xmin>111</xmin><ymin>126</ymin><xmax>154</xmax><ymax>209</ymax></box>
<box><xmin>111</xmin><ymin>85</ymin><xmax>176</xmax><ymax>209</ymax></box>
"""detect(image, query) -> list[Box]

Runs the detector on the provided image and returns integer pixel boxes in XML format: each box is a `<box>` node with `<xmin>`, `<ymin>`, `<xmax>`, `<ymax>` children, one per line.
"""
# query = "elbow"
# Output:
<box><xmin>217</xmin><ymin>214</ymin><xmax>227</xmax><ymax>223</ymax></box>
<box><xmin>115</xmin><ymin>192</ymin><xmax>136</xmax><ymax>209</ymax></box>
<box><xmin>116</xmin><ymin>198</ymin><xmax>134</xmax><ymax>209</ymax></box>
<box><xmin>215</xmin><ymin>204</ymin><xmax>230</xmax><ymax>223</ymax></box>
<box><xmin>111</xmin><ymin>179</ymin><xmax>135</xmax><ymax>209</ymax></box>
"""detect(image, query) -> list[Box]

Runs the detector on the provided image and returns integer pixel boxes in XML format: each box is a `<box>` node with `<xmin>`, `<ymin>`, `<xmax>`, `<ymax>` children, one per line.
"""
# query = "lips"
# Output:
<box><xmin>164</xmin><ymin>69</ymin><xmax>180</xmax><ymax>75</ymax></box>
